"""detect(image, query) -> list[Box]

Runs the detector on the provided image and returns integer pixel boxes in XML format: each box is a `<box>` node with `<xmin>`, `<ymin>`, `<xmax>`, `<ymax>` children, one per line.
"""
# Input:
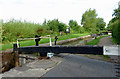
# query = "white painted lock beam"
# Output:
<box><xmin>103</xmin><ymin>45</ymin><xmax>120</xmax><ymax>55</ymax></box>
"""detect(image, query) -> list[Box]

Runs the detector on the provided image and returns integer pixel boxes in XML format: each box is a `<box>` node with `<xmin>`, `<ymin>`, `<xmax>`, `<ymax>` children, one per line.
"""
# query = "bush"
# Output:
<box><xmin>2</xmin><ymin>19</ymin><xmax>67</xmax><ymax>43</ymax></box>
<box><xmin>112</xmin><ymin>20</ymin><xmax>120</xmax><ymax>44</ymax></box>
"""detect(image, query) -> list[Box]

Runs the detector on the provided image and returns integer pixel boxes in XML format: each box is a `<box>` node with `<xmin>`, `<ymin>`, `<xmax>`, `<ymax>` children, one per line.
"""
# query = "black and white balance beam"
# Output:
<box><xmin>13</xmin><ymin>44</ymin><xmax>120</xmax><ymax>55</ymax></box>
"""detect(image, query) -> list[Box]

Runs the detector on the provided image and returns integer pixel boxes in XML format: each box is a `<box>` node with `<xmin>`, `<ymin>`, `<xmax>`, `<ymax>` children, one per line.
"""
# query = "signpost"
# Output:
<box><xmin>66</xmin><ymin>27</ymin><xmax>70</xmax><ymax>34</ymax></box>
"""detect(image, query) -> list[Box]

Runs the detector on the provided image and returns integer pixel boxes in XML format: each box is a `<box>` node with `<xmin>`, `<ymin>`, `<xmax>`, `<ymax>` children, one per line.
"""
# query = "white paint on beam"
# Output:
<box><xmin>17</xmin><ymin>40</ymin><xmax>19</xmax><ymax>48</ymax></box>
<box><xmin>49</xmin><ymin>37</ymin><xmax>52</xmax><ymax>46</ymax></box>
<box><xmin>103</xmin><ymin>45</ymin><xmax>120</xmax><ymax>55</ymax></box>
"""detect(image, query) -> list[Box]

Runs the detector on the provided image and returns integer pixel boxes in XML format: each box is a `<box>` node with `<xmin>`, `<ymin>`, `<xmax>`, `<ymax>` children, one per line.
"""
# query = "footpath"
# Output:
<box><xmin>2</xmin><ymin>56</ymin><xmax>62</xmax><ymax>77</ymax></box>
<box><xmin>98</xmin><ymin>36</ymin><xmax>119</xmax><ymax>62</ymax></box>
<box><xmin>98</xmin><ymin>36</ymin><xmax>115</xmax><ymax>46</ymax></box>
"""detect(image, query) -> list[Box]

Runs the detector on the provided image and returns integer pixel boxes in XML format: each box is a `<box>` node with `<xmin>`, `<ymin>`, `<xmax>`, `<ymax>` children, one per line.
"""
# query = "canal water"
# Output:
<box><xmin>61</xmin><ymin>37</ymin><xmax>91</xmax><ymax>45</ymax></box>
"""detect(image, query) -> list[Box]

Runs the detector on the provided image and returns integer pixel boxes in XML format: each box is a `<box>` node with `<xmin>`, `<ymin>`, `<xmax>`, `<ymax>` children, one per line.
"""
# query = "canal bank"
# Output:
<box><xmin>2</xmin><ymin>55</ymin><xmax>63</xmax><ymax>77</ymax></box>
<box><xmin>1</xmin><ymin>33</ymin><xmax>89</xmax><ymax>51</ymax></box>
<box><xmin>36</xmin><ymin>35</ymin><xmax>91</xmax><ymax>46</ymax></box>
<box><xmin>1</xmin><ymin>35</ymin><xmax>91</xmax><ymax>73</ymax></box>
<box><xmin>1</xmin><ymin>35</ymin><xmax>119</xmax><ymax>77</ymax></box>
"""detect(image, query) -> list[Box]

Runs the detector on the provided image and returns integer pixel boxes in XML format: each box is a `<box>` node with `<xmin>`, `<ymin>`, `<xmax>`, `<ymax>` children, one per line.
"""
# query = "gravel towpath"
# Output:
<box><xmin>98</xmin><ymin>36</ymin><xmax>119</xmax><ymax>62</ymax></box>
<box><xmin>98</xmin><ymin>36</ymin><xmax>115</xmax><ymax>46</ymax></box>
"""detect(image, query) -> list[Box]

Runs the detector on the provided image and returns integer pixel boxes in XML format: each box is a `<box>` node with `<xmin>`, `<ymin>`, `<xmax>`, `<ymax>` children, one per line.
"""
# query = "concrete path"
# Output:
<box><xmin>43</xmin><ymin>54</ymin><xmax>116</xmax><ymax>77</ymax></box>
<box><xmin>42</xmin><ymin>36</ymin><xmax>119</xmax><ymax>77</ymax></box>
<box><xmin>2</xmin><ymin>56</ymin><xmax>62</xmax><ymax>77</ymax></box>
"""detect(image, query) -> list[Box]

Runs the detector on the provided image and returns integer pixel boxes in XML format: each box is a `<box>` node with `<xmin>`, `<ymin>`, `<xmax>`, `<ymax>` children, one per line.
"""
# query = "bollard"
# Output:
<box><xmin>35</xmin><ymin>35</ymin><xmax>41</xmax><ymax>46</ymax></box>
<box><xmin>55</xmin><ymin>36</ymin><xmax>58</xmax><ymax>45</ymax></box>
<box><xmin>15</xmin><ymin>51</ymin><xmax>19</xmax><ymax>67</ymax></box>
<box><xmin>13</xmin><ymin>44</ymin><xmax>19</xmax><ymax>67</ymax></box>
<box><xmin>13</xmin><ymin>44</ymin><xmax>17</xmax><ymax>51</ymax></box>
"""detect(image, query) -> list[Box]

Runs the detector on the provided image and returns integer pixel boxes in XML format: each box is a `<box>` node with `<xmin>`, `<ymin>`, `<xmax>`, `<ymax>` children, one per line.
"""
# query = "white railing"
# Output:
<box><xmin>17</xmin><ymin>35</ymin><xmax>52</xmax><ymax>48</ymax></box>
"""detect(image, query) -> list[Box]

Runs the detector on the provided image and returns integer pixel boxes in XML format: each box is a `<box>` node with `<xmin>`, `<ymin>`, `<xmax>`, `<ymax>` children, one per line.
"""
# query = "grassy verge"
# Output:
<box><xmin>1</xmin><ymin>33</ymin><xmax>89</xmax><ymax>51</ymax></box>
<box><xmin>86</xmin><ymin>35</ymin><xmax>110</xmax><ymax>59</ymax></box>
<box><xmin>86</xmin><ymin>36</ymin><xmax>105</xmax><ymax>45</ymax></box>
<box><xmin>111</xmin><ymin>37</ymin><xmax>119</xmax><ymax>45</ymax></box>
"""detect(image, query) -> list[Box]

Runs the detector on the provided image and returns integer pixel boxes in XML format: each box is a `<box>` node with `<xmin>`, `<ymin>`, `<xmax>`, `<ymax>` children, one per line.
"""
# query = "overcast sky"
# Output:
<box><xmin>0</xmin><ymin>0</ymin><xmax>119</xmax><ymax>25</ymax></box>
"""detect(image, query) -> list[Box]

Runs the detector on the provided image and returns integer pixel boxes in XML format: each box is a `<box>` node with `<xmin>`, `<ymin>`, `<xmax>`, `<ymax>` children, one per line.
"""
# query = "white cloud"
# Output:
<box><xmin>0</xmin><ymin>0</ymin><xmax>119</xmax><ymax>25</ymax></box>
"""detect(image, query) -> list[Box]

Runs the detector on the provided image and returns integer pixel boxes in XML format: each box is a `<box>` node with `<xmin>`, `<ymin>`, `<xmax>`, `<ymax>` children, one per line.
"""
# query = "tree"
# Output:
<box><xmin>57</xmin><ymin>22</ymin><xmax>66</xmax><ymax>32</ymax></box>
<box><xmin>96</xmin><ymin>18</ymin><xmax>106</xmax><ymax>30</ymax></box>
<box><xmin>107</xmin><ymin>18</ymin><xmax>116</xmax><ymax>30</ymax></box>
<box><xmin>108</xmin><ymin>7</ymin><xmax>120</xmax><ymax>30</ymax></box>
<box><xmin>112</xmin><ymin>8</ymin><xmax>120</xmax><ymax>19</ymax></box>
<box><xmin>69</xmin><ymin>20</ymin><xmax>80</xmax><ymax>32</ymax></box>
<box><xmin>81</xmin><ymin>8</ymin><xmax>98</xmax><ymax>33</ymax></box>
<box><xmin>47</xmin><ymin>19</ymin><xmax>66</xmax><ymax>32</ymax></box>
<box><xmin>109</xmin><ymin>6</ymin><xmax>120</xmax><ymax>44</ymax></box>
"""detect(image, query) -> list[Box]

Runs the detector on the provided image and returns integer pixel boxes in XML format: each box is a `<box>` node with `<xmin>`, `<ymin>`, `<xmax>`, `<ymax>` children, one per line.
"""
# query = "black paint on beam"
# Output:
<box><xmin>14</xmin><ymin>45</ymin><xmax>103</xmax><ymax>55</ymax></box>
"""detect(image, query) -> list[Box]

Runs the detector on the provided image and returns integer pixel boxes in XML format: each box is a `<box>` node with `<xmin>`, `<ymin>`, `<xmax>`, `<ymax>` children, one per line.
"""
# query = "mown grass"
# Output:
<box><xmin>1</xmin><ymin>33</ymin><xmax>89</xmax><ymax>51</ymax></box>
<box><xmin>102</xmin><ymin>55</ymin><xmax>110</xmax><ymax>58</ymax></box>
<box><xmin>86</xmin><ymin>35</ymin><xmax>109</xmax><ymax>59</ymax></box>
<box><xmin>86</xmin><ymin>36</ymin><xmax>106</xmax><ymax>45</ymax></box>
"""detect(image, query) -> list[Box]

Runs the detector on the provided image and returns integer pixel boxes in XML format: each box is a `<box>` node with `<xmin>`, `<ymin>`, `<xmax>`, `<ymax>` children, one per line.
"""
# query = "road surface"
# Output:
<box><xmin>43</xmin><ymin>54</ymin><xmax>117</xmax><ymax>77</ymax></box>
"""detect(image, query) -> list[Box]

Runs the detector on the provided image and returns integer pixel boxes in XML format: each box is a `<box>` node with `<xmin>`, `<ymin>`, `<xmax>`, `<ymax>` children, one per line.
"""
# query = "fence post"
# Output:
<box><xmin>13</xmin><ymin>44</ymin><xmax>19</xmax><ymax>67</ymax></box>
<box><xmin>15</xmin><ymin>51</ymin><xmax>19</xmax><ymax>67</ymax></box>
<box><xmin>50</xmin><ymin>37</ymin><xmax>52</xmax><ymax>46</ymax></box>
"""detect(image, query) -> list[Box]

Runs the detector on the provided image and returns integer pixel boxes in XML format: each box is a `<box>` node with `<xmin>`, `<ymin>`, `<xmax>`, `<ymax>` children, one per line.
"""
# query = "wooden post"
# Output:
<box><xmin>13</xmin><ymin>44</ymin><xmax>19</xmax><ymax>67</ymax></box>
<box><xmin>15</xmin><ymin>51</ymin><xmax>19</xmax><ymax>67</ymax></box>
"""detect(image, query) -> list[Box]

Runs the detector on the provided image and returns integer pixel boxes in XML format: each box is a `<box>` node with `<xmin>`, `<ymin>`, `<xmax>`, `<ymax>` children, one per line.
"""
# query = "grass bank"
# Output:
<box><xmin>86</xmin><ymin>36</ymin><xmax>106</xmax><ymax>45</ymax></box>
<box><xmin>111</xmin><ymin>37</ymin><xmax>119</xmax><ymax>45</ymax></box>
<box><xmin>1</xmin><ymin>33</ymin><xmax>89</xmax><ymax>51</ymax></box>
<box><xmin>86</xmin><ymin>35</ymin><xmax>110</xmax><ymax>59</ymax></box>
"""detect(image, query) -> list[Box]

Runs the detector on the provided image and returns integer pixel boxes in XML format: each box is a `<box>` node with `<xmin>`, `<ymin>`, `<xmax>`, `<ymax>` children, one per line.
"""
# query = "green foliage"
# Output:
<box><xmin>1</xmin><ymin>33</ymin><xmax>89</xmax><ymax>51</ymax></box>
<box><xmin>96</xmin><ymin>18</ymin><xmax>106</xmax><ymax>30</ymax></box>
<box><xmin>2</xmin><ymin>19</ymin><xmax>67</xmax><ymax>43</ymax></box>
<box><xmin>2</xmin><ymin>19</ymin><xmax>41</xmax><ymax>42</ymax></box>
<box><xmin>2</xmin><ymin>8</ymin><xmax>106</xmax><ymax>44</ymax></box>
<box><xmin>108</xmin><ymin>7</ymin><xmax>120</xmax><ymax>30</ymax></box>
<box><xmin>81</xmin><ymin>9</ymin><xmax>98</xmax><ymax>33</ymax></box>
<box><xmin>107</xmin><ymin>17</ymin><xmax>118</xmax><ymax>30</ymax></box>
<box><xmin>78</xmin><ymin>27</ymin><xmax>86</xmax><ymax>33</ymax></box>
<box><xmin>69</xmin><ymin>20</ymin><xmax>83</xmax><ymax>33</ymax></box>
<box><xmin>108</xmin><ymin>7</ymin><xmax>120</xmax><ymax>44</ymax></box>
<box><xmin>47</xmin><ymin>19</ymin><xmax>66</xmax><ymax>32</ymax></box>
<box><xmin>111</xmin><ymin>37</ymin><xmax>119</xmax><ymax>45</ymax></box>
<box><xmin>112</xmin><ymin>20</ymin><xmax>120</xmax><ymax>44</ymax></box>
<box><xmin>0</xmin><ymin>20</ymin><xmax>2</xmax><ymax>43</ymax></box>
<box><xmin>102</xmin><ymin>55</ymin><xmax>110</xmax><ymax>58</ymax></box>
<box><xmin>87</xmin><ymin>36</ymin><xmax>105</xmax><ymax>45</ymax></box>
<box><xmin>81</xmin><ymin>8</ymin><xmax>106</xmax><ymax>34</ymax></box>
<box><xmin>112</xmin><ymin>8</ymin><xmax>120</xmax><ymax>19</ymax></box>
<box><xmin>69</xmin><ymin>20</ymin><xmax>78</xmax><ymax>30</ymax></box>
